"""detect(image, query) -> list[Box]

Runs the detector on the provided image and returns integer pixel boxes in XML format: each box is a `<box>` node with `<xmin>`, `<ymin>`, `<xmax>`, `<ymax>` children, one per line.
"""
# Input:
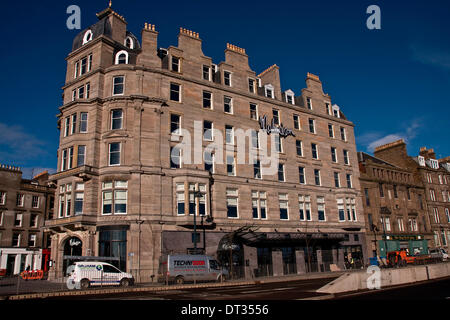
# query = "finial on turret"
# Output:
<box><xmin>109</xmin><ymin>0</ymin><xmax>112</xmax><ymax>8</ymax></box>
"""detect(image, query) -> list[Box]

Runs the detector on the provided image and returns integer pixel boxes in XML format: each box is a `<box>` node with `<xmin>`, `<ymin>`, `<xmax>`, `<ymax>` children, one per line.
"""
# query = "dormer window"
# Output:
<box><xmin>430</xmin><ymin>159</ymin><xmax>439</xmax><ymax>169</ymax></box>
<box><xmin>306</xmin><ymin>97</ymin><xmax>312</xmax><ymax>110</ymax></box>
<box><xmin>171</xmin><ymin>56</ymin><xmax>180</xmax><ymax>73</ymax></box>
<box><xmin>332</xmin><ymin>104</ymin><xmax>341</xmax><ymax>118</ymax></box>
<box><xmin>202</xmin><ymin>65</ymin><xmax>211</xmax><ymax>81</ymax></box>
<box><xmin>418</xmin><ymin>156</ymin><xmax>425</xmax><ymax>166</ymax></box>
<box><xmin>223</xmin><ymin>71</ymin><xmax>231</xmax><ymax>86</ymax></box>
<box><xmin>82</xmin><ymin>30</ymin><xmax>93</xmax><ymax>45</ymax></box>
<box><xmin>265</xmin><ymin>84</ymin><xmax>274</xmax><ymax>98</ymax></box>
<box><xmin>124</xmin><ymin>37</ymin><xmax>134</xmax><ymax>49</ymax></box>
<box><xmin>248</xmin><ymin>78</ymin><xmax>256</xmax><ymax>93</ymax></box>
<box><xmin>285</xmin><ymin>90</ymin><xmax>295</xmax><ymax>104</ymax></box>
<box><xmin>115</xmin><ymin>50</ymin><xmax>129</xmax><ymax>65</ymax></box>
<box><xmin>325</xmin><ymin>103</ymin><xmax>331</xmax><ymax>115</ymax></box>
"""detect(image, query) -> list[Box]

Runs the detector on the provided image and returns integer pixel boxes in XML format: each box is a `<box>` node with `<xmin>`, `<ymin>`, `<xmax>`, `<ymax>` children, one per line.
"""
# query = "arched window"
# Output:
<box><xmin>82</xmin><ymin>30</ymin><xmax>93</xmax><ymax>45</ymax></box>
<box><xmin>115</xmin><ymin>50</ymin><xmax>129</xmax><ymax>65</ymax></box>
<box><xmin>124</xmin><ymin>36</ymin><xmax>134</xmax><ymax>49</ymax></box>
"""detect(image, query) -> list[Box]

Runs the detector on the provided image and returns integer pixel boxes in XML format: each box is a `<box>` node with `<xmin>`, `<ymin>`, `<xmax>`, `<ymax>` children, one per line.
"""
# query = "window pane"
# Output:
<box><xmin>114</xmin><ymin>190</ymin><xmax>127</xmax><ymax>214</ymax></box>
<box><xmin>113</xmin><ymin>76</ymin><xmax>124</xmax><ymax>95</ymax></box>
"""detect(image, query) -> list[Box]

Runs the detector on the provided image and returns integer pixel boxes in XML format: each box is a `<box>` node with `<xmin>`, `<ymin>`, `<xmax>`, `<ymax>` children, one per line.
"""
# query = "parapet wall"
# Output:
<box><xmin>317</xmin><ymin>262</ymin><xmax>450</xmax><ymax>294</ymax></box>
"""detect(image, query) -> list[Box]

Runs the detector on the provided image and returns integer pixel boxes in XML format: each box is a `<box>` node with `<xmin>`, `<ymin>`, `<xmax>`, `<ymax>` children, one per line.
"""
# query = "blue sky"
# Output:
<box><xmin>1</xmin><ymin>0</ymin><xmax>449</xmax><ymax>178</ymax></box>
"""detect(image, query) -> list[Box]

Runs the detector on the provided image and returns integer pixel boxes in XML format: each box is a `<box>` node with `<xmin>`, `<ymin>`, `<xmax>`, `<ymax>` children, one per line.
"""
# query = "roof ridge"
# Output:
<box><xmin>257</xmin><ymin>64</ymin><xmax>278</xmax><ymax>78</ymax></box>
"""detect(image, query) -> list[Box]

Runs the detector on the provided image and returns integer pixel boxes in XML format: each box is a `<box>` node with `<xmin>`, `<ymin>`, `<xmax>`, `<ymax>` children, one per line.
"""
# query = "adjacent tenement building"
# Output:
<box><xmin>358</xmin><ymin>151</ymin><xmax>432</xmax><ymax>258</ymax></box>
<box><xmin>0</xmin><ymin>166</ymin><xmax>55</xmax><ymax>275</ymax></box>
<box><xmin>371</xmin><ymin>140</ymin><xmax>450</xmax><ymax>251</ymax></box>
<box><xmin>45</xmin><ymin>5</ymin><xmax>366</xmax><ymax>280</ymax></box>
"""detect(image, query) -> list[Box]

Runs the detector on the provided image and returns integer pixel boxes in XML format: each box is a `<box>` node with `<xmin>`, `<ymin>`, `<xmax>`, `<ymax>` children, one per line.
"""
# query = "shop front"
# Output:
<box><xmin>378</xmin><ymin>234</ymin><xmax>428</xmax><ymax>256</ymax></box>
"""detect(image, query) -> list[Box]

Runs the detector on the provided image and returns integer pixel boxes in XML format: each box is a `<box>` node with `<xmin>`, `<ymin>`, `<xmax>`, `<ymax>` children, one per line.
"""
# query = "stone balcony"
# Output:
<box><xmin>48</xmin><ymin>165</ymin><xmax>98</xmax><ymax>182</ymax></box>
<box><xmin>44</xmin><ymin>214</ymin><xmax>97</xmax><ymax>232</ymax></box>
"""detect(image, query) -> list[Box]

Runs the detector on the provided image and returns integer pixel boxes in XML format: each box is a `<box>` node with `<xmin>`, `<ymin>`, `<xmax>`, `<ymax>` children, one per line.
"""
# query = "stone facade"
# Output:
<box><xmin>372</xmin><ymin>140</ymin><xmax>450</xmax><ymax>251</ymax></box>
<box><xmin>358</xmin><ymin>151</ymin><xmax>433</xmax><ymax>258</ymax></box>
<box><xmin>45</xmin><ymin>6</ymin><xmax>367</xmax><ymax>280</ymax></box>
<box><xmin>0</xmin><ymin>166</ymin><xmax>55</xmax><ymax>275</ymax></box>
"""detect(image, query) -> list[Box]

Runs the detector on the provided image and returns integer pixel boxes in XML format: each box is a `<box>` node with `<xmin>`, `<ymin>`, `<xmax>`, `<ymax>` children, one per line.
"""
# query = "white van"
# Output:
<box><xmin>67</xmin><ymin>261</ymin><xmax>134</xmax><ymax>289</ymax></box>
<box><xmin>157</xmin><ymin>254</ymin><xmax>228</xmax><ymax>284</ymax></box>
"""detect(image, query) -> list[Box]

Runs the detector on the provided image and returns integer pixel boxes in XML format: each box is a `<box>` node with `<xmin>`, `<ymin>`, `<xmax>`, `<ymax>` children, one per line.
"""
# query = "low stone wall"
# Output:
<box><xmin>316</xmin><ymin>262</ymin><xmax>450</xmax><ymax>294</ymax></box>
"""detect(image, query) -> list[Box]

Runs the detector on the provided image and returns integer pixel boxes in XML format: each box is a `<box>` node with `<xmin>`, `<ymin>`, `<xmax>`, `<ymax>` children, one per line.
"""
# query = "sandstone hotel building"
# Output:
<box><xmin>45</xmin><ymin>5</ymin><xmax>366</xmax><ymax>280</ymax></box>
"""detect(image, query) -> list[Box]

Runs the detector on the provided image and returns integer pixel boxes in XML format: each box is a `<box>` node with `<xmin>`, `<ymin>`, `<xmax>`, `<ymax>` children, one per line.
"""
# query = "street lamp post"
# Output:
<box><xmin>201</xmin><ymin>215</ymin><xmax>213</xmax><ymax>253</ymax></box>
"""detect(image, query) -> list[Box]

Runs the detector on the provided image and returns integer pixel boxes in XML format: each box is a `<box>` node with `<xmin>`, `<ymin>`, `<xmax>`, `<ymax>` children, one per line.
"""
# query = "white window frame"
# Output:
<box><xmin>170</xmin><ymin>82</ymin><xmax>181</xmax><ymax>102</ymax></box>
<box><xmin>124</xmin><ymin>36</ymin><xmax>134</xmax><ymax>49</ymax></box>
<box><xmin>264</xmin><ymin>84</ymin><xmax>274</xmax><ymax>98</ymax></box>
<box><xmin>346</xmin><ymin>174</ymin><xmax>353</xmax><ymax>189</ymax></box>
<box><xmin>32</xmin><ymin>195</ymin><xmax>39</xmax><ymax>209</ymax></box>
<box><xmin>418</xmin><ymin>156</ymin><xmax>426</xmax><ymax>166</ymax></box>
<box><xmin>293</xmin><ymin>114</ymin><xmax>300</xmax><ymax>130</ymax></box>
<box><xmin>332</xmin><ymin>104</ymin><xmax>340</xmax><ymax>118</ymax></box>
<box><xmin>29</xmin><ymin>234</ymin><xmax>37</xmax><ymax>247</ymax></box>
<box><xmin>15</xmin><ymin>213</ymin><xmax>23</xmax><ymax>226</ymax></box>
<box><xmin>433</xmin><ymin>207</ymin><xmax>440</xmax><ymax>223</ymax></box>
<box><xmin>226</xmin><ymin>188</ymin><xmax>239</xmax><ymax>219</ymax></box>
<box><xmin>64</xmin><ymin>117</ymin><xmax>70</xmax><ymax>137</ymax></box>
<box><xmin>430</xmin><ymin>189</ymin><xmax>436</xmax><ymax>201</ymax></box>
<box><xmin>202</xmin><ymin>65</ymin><xmax>211</xmax><ymax>81</ymax></box>
<box><xmin>340</xmin><ymin>127</ymin><xmax>347</xmax><ymax>141</ymax></box>
<box><xmin>299</xmin><ymin>195</ymin><xmax>312</xmax><ymax>221</ymax></box>
<box><xmin>16</xmin><ymin>194</ymin><xmax>24</xmax><ymax>207</ymax></box>
<box><xmin>314</xmin><ymin>169</ymin><xmax>321</xmax><ymax>186</ymax></box>
<box><xmin>252</xmin><ymin>191</ymin><xmax>267</xmax><ymax>220</ymax></box>
<box><xmin>334</xmin><ymin>172</ymin><xmax>340</xmax><ymax>188</ymax></box>
<box><xmin>82</xmin><ymin>30</ymin><xmax>93</xmax><ymax>45</ymax></box>
<box><xmin>306</xmin><ymin>97</ymin><xmax>312</xmax><ymax>110</ymax></box>
<box><xmin>279</xmin><ymin>193</ymin><xmax>289</xmax><ymax>220</ymax></box>
<box><xmin>203</xmin><ymin>121</ymin><xmax>214</xmax><ymax>141</ymax></box>
<box><xmin>108</xmin><ymin>142</ymin><xmax>121</xmax><ymax>166</ymax></box>
<box><xmin>248</xmin><ymin>78</ymin><xmax>256</xmax><ymax>93</ymax></box>
<box><xmin>285</xmin><ymin>90</ymin><xmax>295</xmax><ymax>104</ymax></box>
<box><xmin>343</xmin><ymin>150</ymin><xmax>350</xmax><ymax>165</ymax></box>
<box><xmin>272</xmin><ymin>109</ymin><xmax>280</xmax><ymax>125</ymax></box>
<box><xmin>79</xmin><ymin>112</ymin><xmax>88</xmax><ymax>133</ymax></box>
<box><xmin>115</xmin><ymin>50</ymin><xmax>129</xmax><ymax>65</ymax></box>
<box><xmin>223</xmin><ymin>71</ymin><xmax>232</xmax><ymax>86</ymax></box>
<box><xmin>224</xmin><ymin>96</ymin><xmax>233</xmax><ymax>114</ymax></box>
<box><xmin>0</xmin><ymin>191</ymin><xmax>6</xmax><ymax>205</ymax></box>
<box><xmin>311</xmin><ymin>143</ymin><xmax>319</xmax><ymax>159</ymax></box>
<box><xmin>308</xmin><ymin>118</ymin><xmax>316</xmax><ymax>134</ymax></box>
<box><xmin>278</xmin><ymin>163</ymin><xmax>285</xmax><ymax>182</ymax></box>
<box><xmin>113</xmin><ymin>76</ymin><xmax>125</xmax><ymax>96</ymax></box>
<box><xmin>171</xmin><ymin>56</ymin><xmax>181</xmax><ymax>73</ymax></box>
<box><xmin>176</xmin><ymin>183</ymin><xmax>185</xmax><ymax>215</ymax></box>
<box><xmin>331</xmin><ymin>147</ymin><xmax>337</xmax><ymax>163</ymax></box>
<box><xmin>250</xmin><ymin>103</ymin><xmax>258</xmax><ymax>120</ymax></box>
<box><xmin>317</xmin><ymin>196</ymin><xmax>326</xmax><ymax>221</ymax></box>
<box><xmin>111</xmin><ymin>109</ymin><xmax>124</xmax><ymax>130</ymax></box>
<box><xmin>337</xmin><ymin>199</ymin><xmax>345</xmax><ymax>222</ymax></box>
<box><xmin>225</xmin><ymin>125</ymin><xmax>234</xmax><ymax>145</ymax></box>
<box><xmin>226</xmin><ymin>154</ymin><xmax>236</xmax><ymax>176</ymax></box>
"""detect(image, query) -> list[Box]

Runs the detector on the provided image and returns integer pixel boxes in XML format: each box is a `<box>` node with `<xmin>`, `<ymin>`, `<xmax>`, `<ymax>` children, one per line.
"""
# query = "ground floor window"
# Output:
<box><xmin>98</xmin><ymin>227</ymin><xmax>127</xmax><ymax>271</ymax></box>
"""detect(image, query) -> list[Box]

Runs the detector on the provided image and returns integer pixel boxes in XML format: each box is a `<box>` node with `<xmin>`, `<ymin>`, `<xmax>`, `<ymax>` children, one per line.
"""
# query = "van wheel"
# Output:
<box><xmin>80</xmin><ymin>279</ymin><xmax>90</xmax><ymax>290</ymax></box>
<box><xmin>175</xmin><ymin>276</ymin><xmax>184</xmax><ymax>285</ymax></box>
<box><xmin>120</xmin><ymin>278</ymin><xmax>130</xmax><ymax>287</ymax></box>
